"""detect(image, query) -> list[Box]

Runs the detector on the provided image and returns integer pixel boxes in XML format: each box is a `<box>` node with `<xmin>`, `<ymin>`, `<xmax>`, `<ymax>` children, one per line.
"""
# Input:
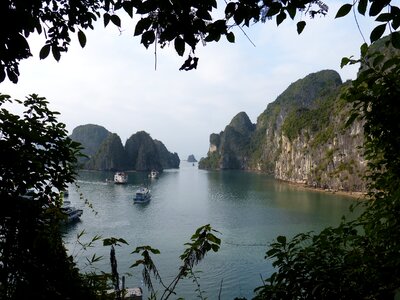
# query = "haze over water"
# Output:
<box><xmin>63</xmin><ymin>161</ymin><xmax>359</xmax><ymax>299</ymax></box>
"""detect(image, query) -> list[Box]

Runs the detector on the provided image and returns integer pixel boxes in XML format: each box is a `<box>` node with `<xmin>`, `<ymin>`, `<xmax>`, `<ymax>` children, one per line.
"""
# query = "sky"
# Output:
<box><xmin>1</xmin><ymin>1</ymin><xmax>378</xmax><ymax>161</ymax></box>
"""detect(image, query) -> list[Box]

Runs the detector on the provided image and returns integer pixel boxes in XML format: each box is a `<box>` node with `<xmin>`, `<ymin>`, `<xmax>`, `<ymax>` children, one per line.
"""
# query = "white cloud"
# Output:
<box><xmin>0</xmin><ymin>2</ymin><xmax>380</xmax><ymax>159</ymax></box>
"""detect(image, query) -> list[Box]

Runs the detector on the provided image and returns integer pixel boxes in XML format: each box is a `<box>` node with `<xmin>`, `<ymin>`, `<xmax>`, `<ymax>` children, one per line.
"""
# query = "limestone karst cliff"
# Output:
<box><xmin>70</xmin><ymin>125</ymin><xmax>180</xmax><ymax>171</ymax></box>
<box><xmin>85</xmin><ymin>133</ymin><xmax>127</xmax><ymax>171</ymax></box>
<box><xmin>125</xmin><ymin>131</ymin><xmax>180</xmax><ymax>171</ymax></box>
<box><xmin>70</xmin><ymin>124</ymin><xmax>111</xmax><ymax>164</ymax></box>
<box><xmin>199</xmin><ymin>70</ymin><xmax>366</xmax><ymax>192</ymax></box>
<box><xmin>199</xmin><ymin>111</ymin><xmax>255</xmax><ymax>169</ymax></box>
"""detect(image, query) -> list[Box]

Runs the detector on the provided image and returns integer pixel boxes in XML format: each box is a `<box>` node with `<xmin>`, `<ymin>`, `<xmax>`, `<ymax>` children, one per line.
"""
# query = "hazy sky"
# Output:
<box><xmin>1</xmin><ymin>1</ymin><xmax>377</xmax><ymax>160</ymax></box>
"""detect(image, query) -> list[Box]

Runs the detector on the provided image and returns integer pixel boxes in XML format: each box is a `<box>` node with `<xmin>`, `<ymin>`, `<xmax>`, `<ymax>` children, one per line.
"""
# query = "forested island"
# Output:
<box><xmin>70</xmin><ymin>125</ymin><xmax>180</xmax><ymax>171</ymax></box>
<box><xmin>199</xmin><ymin>69</ymin><xmax>366</xmax><ymax>193</ymax></box>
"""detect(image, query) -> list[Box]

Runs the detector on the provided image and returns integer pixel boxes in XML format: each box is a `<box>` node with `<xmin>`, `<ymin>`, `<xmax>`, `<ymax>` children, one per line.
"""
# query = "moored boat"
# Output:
<box><xmin>61</xmin><ymin>201</ymin><xmax>83</xmax><ymax>223</ymax></box>
<box><xmin>148</xmin><ymin>169</ymin><xmax>159</xmax><ymax>179</ymax></box>
<box><xmin>114</xmin><ymin>172</ymin><xmax>128</xmax><ymax>184</ymax></box>
<box><xmin>134</xmin><ymin>187</ymin><xmax>151</xmax><ymax>203</ymax></box>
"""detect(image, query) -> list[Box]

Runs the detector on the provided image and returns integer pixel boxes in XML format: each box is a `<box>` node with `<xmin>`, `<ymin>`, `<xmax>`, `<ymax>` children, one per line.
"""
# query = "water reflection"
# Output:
<box><xmin>63</xmin><ymin>164</ymin><xmax>359</xmax><ymax>299</ymax></box>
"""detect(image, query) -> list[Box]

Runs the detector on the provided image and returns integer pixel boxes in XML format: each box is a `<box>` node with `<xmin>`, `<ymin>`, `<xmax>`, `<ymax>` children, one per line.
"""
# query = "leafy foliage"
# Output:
<box><xmin>2</xmin><ymin>0</ymin><xmax>400</xmax><ymax>299</ymax></box>
<box><xmin>0</xmin><ymin>0</ymin><xmax>329</xmax><ymax>83</ymax></box>
<box><xmin>130</xmin><ymin>224</ymin><xmax>221</xmax><ymax>300</ymax></box>
<box><xmin>0</xmin><ymin>94</ymin><xmax>95</xmax><ymax>299</ymax></box>
<box><xmin>2</xmin><ymin>0</ymin><xmax>400</xmax><ymax>83</ymax></box>
<box><xmin>198</xmin><ymin>150</ymin><xmax>221</xmax><ymax>169</ymax></box>
<box><xmin>254</xmin><ymin>36</ymin><xmax>400</xmax><ymax>300</ymax></box>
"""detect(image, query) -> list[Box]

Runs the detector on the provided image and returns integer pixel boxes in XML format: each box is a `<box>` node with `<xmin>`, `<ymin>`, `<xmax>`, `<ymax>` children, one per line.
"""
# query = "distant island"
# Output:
<box><xmin>70</xmin><ymin>125</ymin><xmax>180</xmax><ymax>171</ymax></box>
<box><xmin>199</xmin><ymin>69</ymin><xmax>366</xmax><ymax>193</ymax></box>
<box><xmin>187</xmin><ymin>154</ymin><xmax>197</xmax><ymax>162</ymax></box>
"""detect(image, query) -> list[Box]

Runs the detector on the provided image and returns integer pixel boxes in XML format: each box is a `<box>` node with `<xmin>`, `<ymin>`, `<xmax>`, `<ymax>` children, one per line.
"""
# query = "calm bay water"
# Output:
<box><xmin>63</xmin><ymin>161</ymin><xmax>359</xmax><ymax>299</ymax></box>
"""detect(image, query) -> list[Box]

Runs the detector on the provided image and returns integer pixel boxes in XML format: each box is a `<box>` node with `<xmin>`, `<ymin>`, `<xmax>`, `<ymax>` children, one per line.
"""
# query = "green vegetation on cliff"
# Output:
<box><xmin>199</xmin><ymin>112</ymin><xmax>255</xmax><ymax>170</ymax></box>
<box><xmin>200</xmin><ymin>70</ymin><xmax>365</xmax><ymax>191</ymax></box>
<box><xmin>85</xmin><ymin>133</ymin><xmax>126</xmax><ymax>171</ymax></box>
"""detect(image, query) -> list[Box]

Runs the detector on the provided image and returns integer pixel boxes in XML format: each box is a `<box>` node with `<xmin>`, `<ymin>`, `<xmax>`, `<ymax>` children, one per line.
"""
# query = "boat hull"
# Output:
<box><xmin>134</xmin><ymin>187</ymin><xmax>151</xmax><ymax>203</ymax></box>
<box><xmin>114</xmin><ymin>172</ymin><xmax>128</xmax><ymax>184</ymax></box>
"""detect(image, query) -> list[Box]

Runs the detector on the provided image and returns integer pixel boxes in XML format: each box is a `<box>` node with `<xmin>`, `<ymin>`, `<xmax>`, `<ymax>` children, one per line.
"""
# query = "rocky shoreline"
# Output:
<box><xmin>280</xmin><ymin>179</ymin><xmax>367</xmax><ymax>200</ymax></box>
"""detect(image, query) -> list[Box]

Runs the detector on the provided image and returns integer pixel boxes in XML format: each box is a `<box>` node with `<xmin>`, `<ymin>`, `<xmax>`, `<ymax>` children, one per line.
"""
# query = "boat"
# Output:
<box><xmin>61</xmin><ymin>201</ymin><xmax>83</xmax><ymax>223</ymax></box>
<box><xmin>148</xmin><ymin>169</ymin><xmax>159</xmax><ymax>179</ymax></box>
<box><xmin>114</xmin><ymin>172</ymin><xmax>128</xmax><ymax>184</ymax></box>
<box><xmin>134</xmin><ymin>187</ymin><xmax>151</xmax><ymax>203</ymax></box>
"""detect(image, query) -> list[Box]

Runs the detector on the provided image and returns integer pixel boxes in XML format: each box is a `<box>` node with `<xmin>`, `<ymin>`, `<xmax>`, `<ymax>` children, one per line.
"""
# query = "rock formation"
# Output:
<box><xmin>70</xmin><ymin>125</ymin><xmax>180</xmax><ymax>171</ymax></box>
<box><xmin>69</xmin><ymin>124</ymin><xmax>111</xmax><ymax>164</ymax></box>
<box><xmin>199</xmin><ymin>70</ymin><xmax>366</xmax><ymax>192</ymax></box>
<box><xmin>187</xmin><ymin>155</ymin><xmax>197</xmax><ymax>162</ymax></box>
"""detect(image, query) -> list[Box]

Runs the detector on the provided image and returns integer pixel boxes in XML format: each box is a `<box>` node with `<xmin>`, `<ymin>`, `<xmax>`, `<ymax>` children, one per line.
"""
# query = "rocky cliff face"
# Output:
<box><xmin>199</xmin><ymin>112</ymin><xmax>255</xmax><ymax>169</ymax></box>
<box><xmin>69</xmin><ymin>124</ymin><xmax>111</xmax><ymax>164</ymax></box>
<box><xmin>154</xmin><ymin>140</ymin><xmax>180</xmax><ymax>169</ymax></box>
<box><xmin>70</xmin><ymin>125</ymin><xmax>180</xmax><ymax>171</ymax></box>
<box><xmin>124</xmin><ymin>131</ymin><xmax>180</xmax><ymax>171</ymax></box>
<box><xmin>199</xmin><ymin>70</ymin><xmax>367</xmax><ymax>192</ymax></box>
<box><xmin>275</xmin><ymin>112</ymin><xmax>366</xmax><ymax>191</ymax></box>
<box><xmin>85</xmin><ymin>133</ymin><xmax>127</xmax><ymax>171</ymax></box>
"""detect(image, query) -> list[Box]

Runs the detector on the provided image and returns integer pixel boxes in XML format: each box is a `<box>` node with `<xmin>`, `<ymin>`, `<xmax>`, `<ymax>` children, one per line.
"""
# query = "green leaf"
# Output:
<box><xmin>391</xmin><ymin>31</ymin><xmax>400</xmax><ymax>49</ymax></box>
<box><xmin>340</xmin><ymin>57</ymin><xmax>350</xmax><ymax>68</ymax></box>
<box><xmin>375</xmin><ymin>13</ymin><xmax>392</xmax><ymax>22</ymax></box>
<box><xmin>130</xmin><ymin>260</ymin><xmax>144</xmax><ymax>268</ymax></box>
<box><xmin>277</xmin><ymin>235</ymin><xmax>287</xmax><ymax>245</ymax></box>
<box><xmin>110</xmin><ymin>15</ymin><xmax>121</xmax><ymax>27</ymax></box>
<box><xmin>233</xmin><ymin>8</ymin><xmax>244</xmax><ymax>25</ymax></box>
<box><xmin>122</xmin><ymin>1</ymin><xmax>134</xmax><ymax>17</ymax></box>
<box><xmin>174</xmin><ymin>37</ymin><xmax>185</xmax><ymax>56</ymax></box>
<box><xmin>196</xmin><ymin>9</ymin><xmax>212</xmax><ymax>21</ymax></box>
<box><xmin>39</xmin><ymin>44</ymin><xmax>51</xmax><ymax>60</ymax></box>
<box><xmin>276</xmin><ymin>11</ymin><xmax>287</xmax><ymax>26</ymax></box>
<box><xmin>382</xmin><ymin>58</ymin><xmax>397</xmax><ymax>71</ymax></box>
<box><xmin>225</xmin><ymin>2</ymin><xmax>237</xmax><ymax>19</ymax></box>
<box><xmin>360</xmin><ymin>42</ymin><xmax>368</xmax><ymax>57</ymax></box>
<box><xmin>0</xmin><ymin>68</ymin><xmax>5</xmax><ymax>83</ymax></box>
<box><xmin>134</xmin><ymin>18</ymin><xmax>152</xmax><ymax>36</ymax></box>
<box><xmin>104</xmin><ymin>12</ymin><xmax>111</xmax><ymax>27</ymax></box>
<box><xmin>149</xmin><ymin>248</ymin><xmax>160</xmax><ymax>254</ymax></box>
<box><xmin>370</xmin><ymin>24</ymin><xmax>386</xmax><ymax>43</ymax></box>
<box><xmin>226</xmin><ymin>31</ymin><xmax>235</xmax><ymax>43</ymax></box>
<box><xmin>52</xmin><ymin>45</ymin><xmax>61</xmax><ymax>61</ymax></box>
<box><xmin>78</xmin><ymin>30</ymin><xmax>86</xmax><ymax>48</ymax></box>
<box><xmin>296</xmin><ymin>21</ymin><xmax>306</xmax><ymax>34</ymax></box>
<box><xmin>266</xmin><ymin>4</ymin><xmax>281</xmax><ymax>17</ymax></box>
<box><xmin>372</xmin><ymin>54</ymin><xmax>385</xmax><ymax>67</ymax></box>
<box><xmin>369</xmin><ymin>1</ymin><xmax>387</xmax><ymax>17</ymax></box>
<box><xmin>6</xmin><ymin>69</ymin><xmax>18</xmax><ymax>83</ymax></box>
<box><xmin>266</xmin><ymin>248</ymin><xmax>280</xmax><ymax>257</ymax></box>
<box><xmin>357</xmin><ymin>0</ymin><xmax>368</xmax><ymax>15</ymax></box>
<box><xmin>392</xmin><ymin>18</ymin><xmax>400</xmax><ymax>30</ymax></box>
<box><xmin>286</xmin><ymin>5</ymin><xmax>296</xmax><ymax>20</ymax></box>
<box><xmin>141</xmin><ymin>30</ymin><xmax>155</xmax><ymax>48</ymax></box>
<box><xmin>335</xmin><ymin>3</ymin><xmax>352</xmax><ymax>19</ymax></box>
<box><xmin>211</xmin><ymin>244</ymin><xmax>219</xmax><ymax>252</ymax></box>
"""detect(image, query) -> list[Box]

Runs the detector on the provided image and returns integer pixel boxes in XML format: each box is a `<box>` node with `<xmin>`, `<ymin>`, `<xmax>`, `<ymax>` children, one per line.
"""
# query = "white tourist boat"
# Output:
<box><xmin>114</xmin><ymin>172</ymin><xmax>128</xmax><ymax>184</ymax></box>
<box><xmin>134</xmin><ymin>187</ymin><xmax>151</xmax><ymax>204</ymax></box>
